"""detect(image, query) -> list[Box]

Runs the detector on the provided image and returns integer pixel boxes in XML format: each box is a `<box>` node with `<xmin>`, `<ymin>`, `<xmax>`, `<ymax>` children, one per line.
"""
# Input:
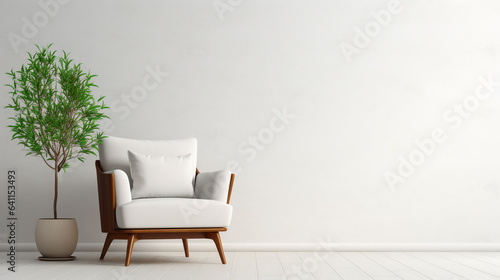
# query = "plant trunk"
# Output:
<box><xmin>54</xmin><ymin>164</ymin><xmax>58</xmax><ymax>219</ymax></box>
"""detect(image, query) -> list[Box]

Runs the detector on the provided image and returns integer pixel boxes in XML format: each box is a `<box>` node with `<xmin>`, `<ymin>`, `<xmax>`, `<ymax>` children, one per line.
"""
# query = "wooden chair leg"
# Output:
<box><xmin>125</xmin><ymin>234</ymin><xmax>137</xmax><ymax>266</ymax></box>
<box><xmin>182</xmin><ymin>239</ymin><xmax>189</xmax><ymax>257</ymax></box>
<box><xmin>208</xmin><ymin>232</ymin><xmax>226</xmax><ymax>264</ymax></box>
<box><xmin>100</xmin><ymin>233</ymin><xmax>114</xmax><ymax>260</ymax></box>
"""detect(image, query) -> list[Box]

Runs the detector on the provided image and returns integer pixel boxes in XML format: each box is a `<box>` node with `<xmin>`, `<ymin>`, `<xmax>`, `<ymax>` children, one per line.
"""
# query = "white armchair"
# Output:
<box><xmin>95</xmin><ymin>136</ymin><xmax>235</xmax><ymax>266</ymax></box>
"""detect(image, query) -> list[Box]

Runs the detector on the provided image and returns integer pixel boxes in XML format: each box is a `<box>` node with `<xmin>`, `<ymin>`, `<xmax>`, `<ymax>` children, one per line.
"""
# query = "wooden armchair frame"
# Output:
<box><xmin>95</xmin><ymin>160</ymin><xmax>235</xmax><ymax>266</ymax></box>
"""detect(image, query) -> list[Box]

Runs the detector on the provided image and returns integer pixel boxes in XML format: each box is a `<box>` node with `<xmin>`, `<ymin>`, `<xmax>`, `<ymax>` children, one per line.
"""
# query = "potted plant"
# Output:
<box><xmin>5</xmin><ymin>44</ymin><xmax>109</xmax><ymax>260</ymax></box>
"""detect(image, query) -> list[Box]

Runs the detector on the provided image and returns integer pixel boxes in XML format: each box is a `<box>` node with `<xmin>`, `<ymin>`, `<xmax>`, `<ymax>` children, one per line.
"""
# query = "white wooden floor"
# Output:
<box><xmin>2</xmin><ymin>251</ymin><xmax>500</xmax><ymax>280</ymax></box>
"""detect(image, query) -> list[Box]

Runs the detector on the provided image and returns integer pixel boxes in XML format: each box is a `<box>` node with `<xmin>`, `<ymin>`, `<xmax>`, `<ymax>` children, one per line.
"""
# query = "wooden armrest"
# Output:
<box><xmin>227</xmin><ymin>174</ymin><xmax>235</xmax><ymax>204</ymax></box>
<box><xmin>95</xmin><ymin>160</ymin><xmax>116</xmax><ymax>233</ymax></box>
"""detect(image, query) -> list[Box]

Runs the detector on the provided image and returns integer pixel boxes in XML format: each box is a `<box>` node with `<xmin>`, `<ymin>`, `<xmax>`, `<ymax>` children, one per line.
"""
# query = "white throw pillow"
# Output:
<box><xmin>128</xmin><ymin>150</ymin><xmax>195</xmax><ymax>199</ymax></box>
<box><xmin>195</xmin><ymin>170</ymin><xmax>231</xmax><ymax>202</ymax></box>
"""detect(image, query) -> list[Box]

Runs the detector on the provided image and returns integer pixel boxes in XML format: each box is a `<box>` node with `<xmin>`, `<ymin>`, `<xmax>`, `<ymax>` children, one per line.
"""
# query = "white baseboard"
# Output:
<box><xmin>4</xmin><ymin>243</ymin><xmax>500</xmax><ymax>252</ymax></box>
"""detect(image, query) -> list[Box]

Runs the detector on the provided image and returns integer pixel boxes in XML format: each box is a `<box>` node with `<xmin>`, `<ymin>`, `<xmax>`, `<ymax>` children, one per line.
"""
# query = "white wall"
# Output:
<box><xmin>1</xmin><ymin>0</ymin><xmax>500</xmax><ymax>249</ymax></box>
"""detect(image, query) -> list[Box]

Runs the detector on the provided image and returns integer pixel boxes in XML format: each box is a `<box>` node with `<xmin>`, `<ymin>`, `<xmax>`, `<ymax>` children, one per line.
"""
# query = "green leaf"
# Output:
<box><xmin>5</xmin><ymin>43</ymin><xmax>110</xmax><ymax>170</ymax></box>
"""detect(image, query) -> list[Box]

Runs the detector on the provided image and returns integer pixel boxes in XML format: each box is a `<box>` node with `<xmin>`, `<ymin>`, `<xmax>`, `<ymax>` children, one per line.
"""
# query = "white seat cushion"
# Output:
<box><xmin>116</xmin><ymin>198</ymin><xmax>233</xmax><ymax>229</ymax></box>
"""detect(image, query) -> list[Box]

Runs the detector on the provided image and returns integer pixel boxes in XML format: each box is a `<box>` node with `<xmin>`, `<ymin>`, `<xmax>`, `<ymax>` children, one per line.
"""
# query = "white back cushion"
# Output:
<box><xmin>99</xmin><ymin>136</ymin><xmax>197</xmax><ymax>188</ymax></box>
<box><xmin>128</xmin><ymin>151</ymin><xmax>194</xmax><ymax>198</ymax></box>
